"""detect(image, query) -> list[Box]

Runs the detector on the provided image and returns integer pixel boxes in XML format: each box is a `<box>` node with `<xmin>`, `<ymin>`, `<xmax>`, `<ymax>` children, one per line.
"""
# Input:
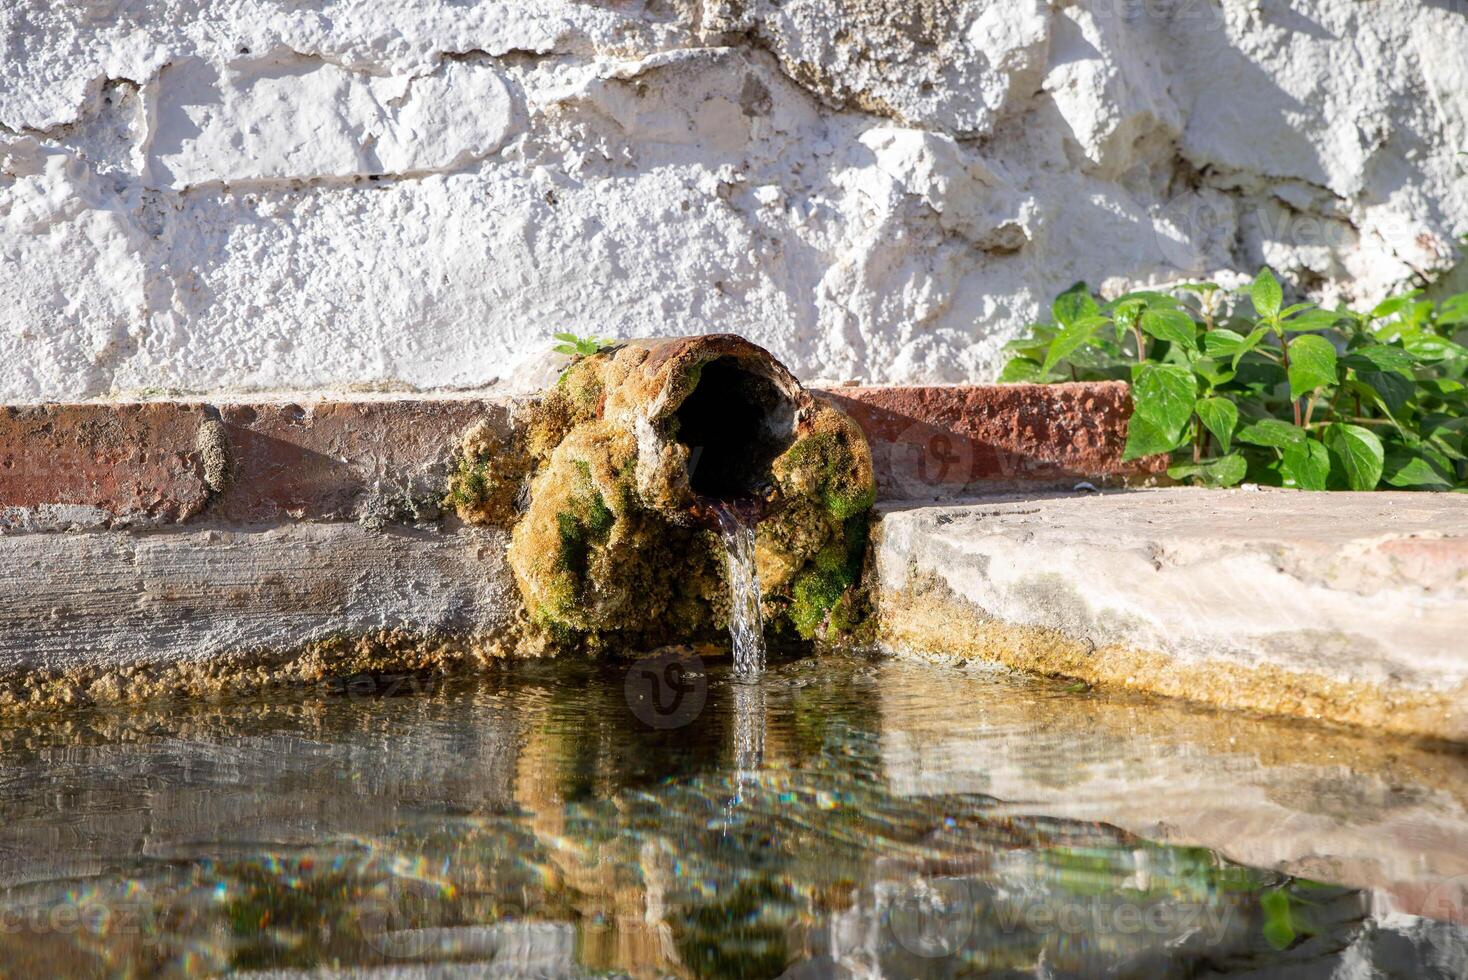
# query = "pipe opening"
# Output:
<box><xmin>675</xmin><ymin>356</ymin><xmax>794</xmax><ymax>501</ymax></box>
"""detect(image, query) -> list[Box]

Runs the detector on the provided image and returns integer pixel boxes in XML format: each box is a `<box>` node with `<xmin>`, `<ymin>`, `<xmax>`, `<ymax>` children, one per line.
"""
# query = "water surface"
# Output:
<box><xmin>0</xmin><ymin>653</ymin><xmax>1465</xmax><ymax>977</ymax></box>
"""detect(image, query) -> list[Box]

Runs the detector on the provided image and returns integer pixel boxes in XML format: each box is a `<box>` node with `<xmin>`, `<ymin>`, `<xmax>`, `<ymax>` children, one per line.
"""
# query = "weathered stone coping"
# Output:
<box><xmin>0</xmin><ymin>383</ymin><xmax>1158</xmax><ymax>531</ymax></box>
<box><xmin>875</xmin><ymin>488</ymin><xmax>1468</xmax><ymax>745</ymax></box>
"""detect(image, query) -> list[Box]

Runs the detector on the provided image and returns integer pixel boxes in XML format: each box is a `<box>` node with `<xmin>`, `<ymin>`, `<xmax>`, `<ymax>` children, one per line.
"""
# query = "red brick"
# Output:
<box><xmin>212</xmin><ymin>399</ymin><xmax>510</xmax><ymax>522</ymax></box>
<box><xmin>0</xmin><ymin>403</ymin><xmax>212</xmax><ymax>527</ymax></box>
<box><xmin>819</xmin><ymin>382</ymin><xmax>1164</xmax><ymax>500</ymax></box>
<box><xmin>1</xmin><ymin>383</ymin><xmax>1153</xmax><ymax>522</ymax></box>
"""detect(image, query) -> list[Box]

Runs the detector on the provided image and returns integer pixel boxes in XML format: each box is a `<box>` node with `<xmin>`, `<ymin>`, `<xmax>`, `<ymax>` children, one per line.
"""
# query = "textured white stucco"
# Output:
<box><xmin>1</xmin><ymin>0</ymin><xmax>1465</xmax><ymax>401</ymax></box>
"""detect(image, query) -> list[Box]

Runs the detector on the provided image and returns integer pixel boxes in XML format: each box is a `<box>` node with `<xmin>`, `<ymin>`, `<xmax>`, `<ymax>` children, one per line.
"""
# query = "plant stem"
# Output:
<box><xmin>1277</xmin><ymin>331</ymin><xmax>1302</xmax><ymax>426</ymax></box>
<box><xmin>1132</xmin><ymin>327</ymin><xmax>1147</xmax><ymax>365</ymax></box>
<box><xmin>1305</xmin><ymin>417</ymin><xmax>1393</xmax><ymax>428</ymax></box>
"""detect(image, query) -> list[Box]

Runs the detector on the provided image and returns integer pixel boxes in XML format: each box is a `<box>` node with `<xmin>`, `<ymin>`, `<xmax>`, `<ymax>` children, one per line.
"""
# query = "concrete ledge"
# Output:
<box><xmin>0</xmin><ymin>522</ymin><xmax>517</xmax><ymax>709</ymax></box>
<box><xmin>874</xmin><ymin>488</ymin><xmax>1468</xmax><ymax>743</ymax></box>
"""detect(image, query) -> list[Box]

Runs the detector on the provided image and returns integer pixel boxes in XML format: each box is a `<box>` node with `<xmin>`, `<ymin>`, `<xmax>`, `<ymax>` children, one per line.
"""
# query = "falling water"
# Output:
<box><xmin>711</xmin><ymin>502</ymin><xmax>766</xmax><ymax>677</ymax></box>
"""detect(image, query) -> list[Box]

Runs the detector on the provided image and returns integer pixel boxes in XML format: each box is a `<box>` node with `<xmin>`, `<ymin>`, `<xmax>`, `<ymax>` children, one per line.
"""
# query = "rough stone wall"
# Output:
<box><xmin>2</xmin><ymin>0</ymin><xmax>1465</xmax><ymax>401</ymax></box>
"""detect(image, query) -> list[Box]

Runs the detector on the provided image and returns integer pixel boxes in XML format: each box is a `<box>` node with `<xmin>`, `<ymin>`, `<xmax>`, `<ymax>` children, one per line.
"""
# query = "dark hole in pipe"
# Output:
<box><xmin>676</xmin><ymin>357</ymin><xmax>791</xmax><ymax>502</ymax></box>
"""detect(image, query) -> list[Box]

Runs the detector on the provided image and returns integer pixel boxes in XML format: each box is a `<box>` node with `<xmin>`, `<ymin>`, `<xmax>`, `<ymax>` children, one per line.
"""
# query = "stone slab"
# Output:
<box><xmin>0</xmin><ymin>522</ymin><xmax>517</xmax><ymax>704</ymax></box>
<box><xmin>874</xmin><ymin>487</ymin><xmax>1468</xmax><ymax>743</ymax></box>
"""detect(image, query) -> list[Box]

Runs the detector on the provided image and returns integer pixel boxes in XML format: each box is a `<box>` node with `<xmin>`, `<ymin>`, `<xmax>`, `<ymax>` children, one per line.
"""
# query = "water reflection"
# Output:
<box><xmin>0</xmin><ymin>655</ymin><xmax>1463</xmax><ymax>976</ymax></box>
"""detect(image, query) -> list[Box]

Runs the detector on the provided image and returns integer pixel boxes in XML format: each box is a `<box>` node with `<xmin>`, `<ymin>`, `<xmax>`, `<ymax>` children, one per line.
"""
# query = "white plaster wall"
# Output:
<box><xmin>1</xmin><ymin>0</ymin><xmax>1465</xmax><ymax>401</ymax></box>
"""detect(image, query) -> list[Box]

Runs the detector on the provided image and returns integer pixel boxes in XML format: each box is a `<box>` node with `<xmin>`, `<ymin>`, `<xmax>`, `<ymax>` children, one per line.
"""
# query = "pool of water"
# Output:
<box><xmin>0</xmin><ymin>652</ymin><xmax>1465</xmax><ymax>977</ymax></box>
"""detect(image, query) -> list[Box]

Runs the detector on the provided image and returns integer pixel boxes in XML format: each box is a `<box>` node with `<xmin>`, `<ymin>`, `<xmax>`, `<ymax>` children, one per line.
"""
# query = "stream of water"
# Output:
<box><xmin>712</xmin><ymin>502</ymin><xmax>766</xmax><ymax>677</ymax></box>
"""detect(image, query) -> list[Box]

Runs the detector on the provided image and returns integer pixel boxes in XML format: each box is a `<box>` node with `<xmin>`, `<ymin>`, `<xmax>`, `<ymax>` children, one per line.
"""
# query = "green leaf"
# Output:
<box><xmin>553</xmin><ymin>332</ymin><xmax>580</xmax><ymax>343</ymax></box>
<box><xmin>1421</xmin><ymin>378</ymin><xmax>1466</xmax><ymax>399</ymax></box>
<box><xmin>1383</xmin><ymin>449</ymin><xmax>1455</xmax><ymax>489</ymax></box>
<box><xmin>1423</xmin><ymin>415</ymin><xmax>1468</xmax><ymax>461</ymax></box>
<box><xmin>1168</xmin><ymin>453</ymin><xmax>1247</xmax><ymax>487</ymax></box>
<box><xmin>998</xmin><ymin>357</ymin><xmax>1050</xmax><ymax>383</ymax></box>
<box><xmin>1204</xmin><ymin>326</ymin><xmax>1269</xmax><ymax>369</ymax></box>
<box><xmin>1358</xmin><ymin>371</ymin><xmax>1414</xmax><ymax>418</ymax></box>
<box><xmin>1342</xmin><ymin>344</ymin><xmax>1417</xmax><ymax>375</ymax></box>
<box><xmin>1053</xmin><ymin>282</ymin><xmax>1099</xmax><ymax>328</ymax></box>
<box><xmin>1042</xmin><ymin>314</ymin><xmax>1108</xmax><ymax>373</ymax></box>
<box><xmin>1252</xmin><ymin>267</ymin><xmax>1283</xmax><ymax>319</ymax></box>
<box><xmin>1190</xmin><ymin>357</ymin><xmax>1237</xmax><ymax>388</ymax></box>
<box><xmin>1281</xmin><ymin>439</ymin><xmax>1331</xmax><ymax>490</ymax></box>
<box><xmin>1286</xmin><ymin>334</ymin><xmax>1339</xmax><ymax>398</ymax></box>
<box><xmin>1282</xmin><ymin>308</ymin><xmax>1347</xmax><ymax>332</ymax></box>
<box><xmin>1404</xmin><ymin>335</ymin><xmax>1468</xmax><ymax>362</ymax></box>
<box><xmin>1130</xmin><ymin>362</ymin><xmax>1197</xmax><ymax>435</ymax></box>
<box><xmin>1111</xmin><ymin>299</ymin><xmax>1144</xmax><ymax>343</ymax></box>
<box><xmin>1237</xmin><ymin>418</ymin><xmax>1307</xmax><ymax>448</ymax></box>
<box><xmin>1139</xmin><ymin>308</ymin><xmax>1199</xmax><ymax>350</ymax></box>
<box><xmin>1437</xmin><ymin>293</ymin><xmax>1468</xmax><ymax>327</ymax></box>
<box><xmin>1195</xmin><ymin>397</ymin><xmax>1238</xmax><ymax>453</ymax></box>
<box><xmin>1123</xmin><ymin>413</ymin><xmax>1187</xmax><ymax>460</ymax></box>
<box><xmin>1003</xmin><ymin>326</ymin><xmax>1055</xmax><ymax>355</ymax></box>
<box><xmin>1325</xmin><ymin>423</ymin><xmax>1385</xmax><ymax>491</ymax></box>
<box><xmin>1371</xmin><ymin>293</ymin><xmax>1421</xmax><ymax>320</ymax></box>
<box><xmin>1109</xmin><ymin>290</ymin><xmax>1181</xmax><ymax>310</ymax></box>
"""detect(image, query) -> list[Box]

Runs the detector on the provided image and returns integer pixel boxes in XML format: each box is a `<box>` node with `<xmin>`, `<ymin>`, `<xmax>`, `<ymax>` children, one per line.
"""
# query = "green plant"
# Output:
<box><xmin>552</xmin><ymin>332</ymin><xmax>613</xmax><ymax>357</ymax></box>
<box><xmin>1000</xmin><ymin>270</ymin><xmax>1468</xmax><ymax>490</ymax></box>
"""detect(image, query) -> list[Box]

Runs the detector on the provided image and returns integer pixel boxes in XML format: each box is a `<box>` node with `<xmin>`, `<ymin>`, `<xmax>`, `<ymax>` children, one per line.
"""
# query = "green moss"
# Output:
<box><xmin>553</xmin><ymin>460</ymin><xmax>615</xmax><ymax>578</ymax></box>
<box><xmin>556</xmin><ymin>359</ymin><xmax>605</xmax><ymax>414</ymax></box>
<box><xmin>786</xmin><ymin>514</ymin><xmax>869</xmax><ymax>640</ymax></box>
<box><xmin>827</xmin><ymin>482</ymin><xmax>876</xmax><ymax>522</ymax></box>
<box><xmin>780</xmin><ymin>431</ymin><xmax>875</xmax><ymax>521</ymax></box>
<box><xmin>445</xmin><ymin>456</ymin><xmax>491</xmax><ymax>512</ymax></box>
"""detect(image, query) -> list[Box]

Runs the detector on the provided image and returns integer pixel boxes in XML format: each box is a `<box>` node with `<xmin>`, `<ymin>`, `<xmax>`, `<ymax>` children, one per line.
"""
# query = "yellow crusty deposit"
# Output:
<box><xmin>448</xmin><ymin>336</ymin><xmax>876</xmax><ymax>652</ymax></box>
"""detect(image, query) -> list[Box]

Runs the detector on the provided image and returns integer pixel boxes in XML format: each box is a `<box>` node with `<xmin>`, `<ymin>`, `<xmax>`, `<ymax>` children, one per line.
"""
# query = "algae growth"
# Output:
<box><xmin>446</xmin><ymin>337</ymin><xmax>877</xmax><ymax>653</ymax></box>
